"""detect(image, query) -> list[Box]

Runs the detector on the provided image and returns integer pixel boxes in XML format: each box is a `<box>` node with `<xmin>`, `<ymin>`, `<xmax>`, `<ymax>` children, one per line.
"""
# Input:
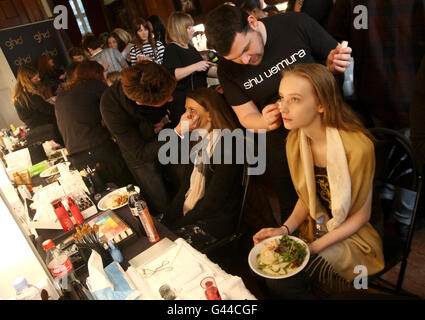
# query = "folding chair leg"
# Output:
<box><xmin>396</xmin><ymin>258</ymin><xmax>408</xmax><ymax>293</ymax></box>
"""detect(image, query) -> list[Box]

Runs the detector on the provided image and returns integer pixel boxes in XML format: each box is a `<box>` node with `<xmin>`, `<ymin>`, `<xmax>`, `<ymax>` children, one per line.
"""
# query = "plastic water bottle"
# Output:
<box><xmin>42</xmin><ymin>239</ymin><xmax>87</xmax><ymax>300</ymax></box>
<box><xmin>13</xmin><ymin>277</ymin><xmax>41</xmax><ymax>300</ymax></box>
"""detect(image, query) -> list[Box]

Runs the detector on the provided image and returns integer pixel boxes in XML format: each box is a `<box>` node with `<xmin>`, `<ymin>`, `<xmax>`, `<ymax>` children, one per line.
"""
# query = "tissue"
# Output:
<box><xmin>86</xmin><ymin>250</ymin><xmax>141</xmax><ymax>300</ymax></box>
<box><xmin>87</xmin><ymin>249</ymin><xmax>114</xmax><ymax>292</ymax></box>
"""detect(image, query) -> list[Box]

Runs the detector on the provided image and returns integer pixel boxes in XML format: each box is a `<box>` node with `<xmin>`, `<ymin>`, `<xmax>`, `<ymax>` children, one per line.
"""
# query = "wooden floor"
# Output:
<box><xmin>380</xmin><ymin>222</ymin><xmax>425</xmax><ymax>298</ymax></box>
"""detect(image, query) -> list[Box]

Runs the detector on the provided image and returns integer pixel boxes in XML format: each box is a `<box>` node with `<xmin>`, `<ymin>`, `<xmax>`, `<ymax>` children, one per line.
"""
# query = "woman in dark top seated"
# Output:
<box><xmin>37</xmin><ymin>53</ymin><xmax>66</xmax><ymax>97</ymax></box>
<box><xmin>12</xmin><ymin>64</ymin><xmax>62</xmax><ymax>150</ymax></box>
<box><xmin>55</xmin><ymin>60</ymin><xmax>134</xmax><ymax>187</ymax></box>
<box><xmin>164</xmin><ymin>87</ymin><xmax>244</xmax><ymax>241</ymax></box>
<box><xmin>163</xmin><ymin>11</ymin><xmax>217</xmax><ymax>127</ymax></box>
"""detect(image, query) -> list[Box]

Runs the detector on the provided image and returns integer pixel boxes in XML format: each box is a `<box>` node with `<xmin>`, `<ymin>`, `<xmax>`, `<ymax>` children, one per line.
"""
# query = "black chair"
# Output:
<box><xmin>368</xmin><ymin>127</ymin><xmax>423</xmax><ymax>294</ymax></box>
<box><xmin>201</xmin><ymin>163</ymin><xmax>251</xmax><ymax>255</ymax></box>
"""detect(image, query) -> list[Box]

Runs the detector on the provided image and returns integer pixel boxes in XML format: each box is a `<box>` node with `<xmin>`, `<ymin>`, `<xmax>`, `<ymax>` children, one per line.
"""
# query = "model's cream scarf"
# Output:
<box><xmin>299</xmin><ymin>127</ymin><xmax>351</xmax><ymax>231</ymax></box>
<box><xmin>183</xmin><ymin>131</ymin><xmax>220</xmax><ymax>215</ymax></box>
<box><xmin>286</xmin><ymin>128</ymin><xmax>385</xmax><ymax>284</ymax></box>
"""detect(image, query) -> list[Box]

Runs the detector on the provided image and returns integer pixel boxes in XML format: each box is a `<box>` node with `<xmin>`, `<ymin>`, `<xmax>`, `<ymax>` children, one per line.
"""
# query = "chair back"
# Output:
<box><xmin>201</xmin><ymin>163</ymin><xmax>250</xmax><ymax>255</ymax></box>
<box><xmin>371</xmin><ymin>128</ymin><xmax>422</xmax><ymax>240</ymax></box>
<box><xmin>369</xmin><ymin>127</ymin><xmax>423</xmax><ymax>293</ymax></box>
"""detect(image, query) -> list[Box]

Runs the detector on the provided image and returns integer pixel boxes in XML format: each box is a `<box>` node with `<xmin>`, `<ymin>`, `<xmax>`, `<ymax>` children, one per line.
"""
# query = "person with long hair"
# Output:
<box><xmin>107</xmin><ymin>32</ymin><xmax>127</xmax><ymax>53</ymax></box>
<box><xmin>83</xmin><ymin>34</ymin><xmax>128</xmax><ymax>73</ymax></box>
<box><xmin>37</xmin><ymin>53</ymin><xmax>66</xmax><ymax>96</ymax></box>
<box><xmin>107</xmin><ymin>28</ymin><xmax>133</xmax><ymax>62</ymax></box>
<box><xmin>163</xmin><ymin>87</ymin><xmax>243</xmax><ymax>241</ymax></box>
<box><xmin>163</xmin><ymin>11</ymin><xmax>217</xmax><ymax>127</ymax></box>
<box><xmin>12</xmin><ymin>64</ymin><xmax>61</xmax><ymax>149</ymax></box>
<box><xmin>147</xmin><ymin>15</ymin><xmax>167</xmax><ymax>44</ymax></box>
<box><xmin>253</xmin><ymin>63</ymin><xmax>384</xmax><ymax>298</ymax></box>
<box><xmin>55</xmin><ymin>61</ymin><xmax>134</xmax><ymax>187</ymax></box>
<box><xmin>129</xmin><ymin>17</ymin><xmax>165</xmax><ymax>65</ymax></box>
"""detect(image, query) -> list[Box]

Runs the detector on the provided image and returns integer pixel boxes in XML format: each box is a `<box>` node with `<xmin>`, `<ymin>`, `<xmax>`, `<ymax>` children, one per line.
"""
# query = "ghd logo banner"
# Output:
<box><xmin>43</xmin><ymin>48</ymin><xmax>58</xmax><ymax>57</ymax></box>
<box><xmin>14</xmin><ymin>55</ymin><xmax>32</xmax><ymax>67</ymax></box>
<box><xmin>0</xmin><ymin>19</ymin><xmax>70</xmax><ymax>76</ymax></box>
<box><xmin>33</xmin><ymin>30</ymin><xmax>51</xmax><ymax>43</ymax></box>
<box><xmin>5</xmin><ymin>36</ymin><xmax>24</xmax><ymax>50</ymax></box>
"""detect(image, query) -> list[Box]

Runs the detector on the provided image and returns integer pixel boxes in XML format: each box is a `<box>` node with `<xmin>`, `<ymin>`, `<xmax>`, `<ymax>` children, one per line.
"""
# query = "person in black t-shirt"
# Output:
<box><xmin>55</xmin><ymin>61</ymin><xmax>134</xmax><ymax>187</ymax></box>
<box><xmin>163</xmin><ymin>11</ymin><xmax>217</xmax><ymax>127</ymax></box>
<box><xmin>205</xmin><ymin>5</ymin><xmax>352</xmax><ymax>222</ymax></box>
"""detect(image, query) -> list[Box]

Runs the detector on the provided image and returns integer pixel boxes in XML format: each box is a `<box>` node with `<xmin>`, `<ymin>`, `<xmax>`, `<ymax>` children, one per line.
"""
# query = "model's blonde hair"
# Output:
<box><xmin>166</xmin><ymin>11</ymin><xmax>194</xmax><ymax>46</ymax></box>
<box><xmin>12</xmin><ymin>65</ymin><xmax>47</xmax><ymax>107</ymax></box>
<box><xmin>282</xmin><ymin>63</ymin><xmax>372</xmax><ymax>140</ymax></box>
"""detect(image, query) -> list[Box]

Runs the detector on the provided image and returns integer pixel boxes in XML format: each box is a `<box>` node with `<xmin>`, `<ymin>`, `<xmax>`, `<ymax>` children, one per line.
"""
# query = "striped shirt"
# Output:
<box><xmin>91</xmin><ymin>47</ymin><xmax>128</xmax><ymax>73</ymax></box>
<box><xmin>129</xmin><ymin>40</ymin><xmax>165</xmax><ymax>65</ymax></box>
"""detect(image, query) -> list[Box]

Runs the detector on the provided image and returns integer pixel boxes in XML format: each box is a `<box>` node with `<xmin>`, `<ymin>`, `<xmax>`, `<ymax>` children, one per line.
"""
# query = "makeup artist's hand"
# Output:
<box><xmin>262</xmin><ymin>103</ymin><xmax>282</xmax><ymax>131</ymax></box>
<box><xmin>326</xmin><ymin>42</ymin><xmax>352</xmax><ymax>74</ymax></box>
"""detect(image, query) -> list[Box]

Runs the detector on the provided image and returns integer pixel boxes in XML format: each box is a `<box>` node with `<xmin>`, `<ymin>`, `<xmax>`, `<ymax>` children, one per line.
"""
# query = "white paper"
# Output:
<box><xmin>126</xmin><ymin>238</ymin><xmax>257</xmax><ymax>300</ymax></box>
<box><xmin>4</xmin><ymin>148</ymin><xmax>32</xmax><ymax>169</ymax></box>
<box><xmin>58</xmin><ymin>170</ymin><xmax>89</xmax><ymax>194</ymax></box>
<box><xmin>87</xmin><ymin>250</ymin><xmax>114</xmax><ymax>291</ymax></box>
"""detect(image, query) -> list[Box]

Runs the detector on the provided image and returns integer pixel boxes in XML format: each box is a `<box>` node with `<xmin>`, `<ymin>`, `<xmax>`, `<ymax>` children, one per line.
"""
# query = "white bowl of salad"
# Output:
<box><xmin>248</xmin><ymin>235</ymin><xmax>310</xmax><ymax>279</ymax></box>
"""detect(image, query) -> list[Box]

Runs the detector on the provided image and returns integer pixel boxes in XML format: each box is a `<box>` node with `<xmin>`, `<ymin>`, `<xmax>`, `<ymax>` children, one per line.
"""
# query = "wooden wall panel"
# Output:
<box><xmin>132</xmin><ymin>0</ymin><xmax>227</xmax><ymax>27</ymax></box>
<box><xmin>199</xmin><ymin>0</ymin><xmax>227</xmax><ymax>17</ymax></box>
<box><xmin>143</xmin><ymin>0</ymin><xmax>175</xmax><ymax>27</ymax></box>
<box><xmin>98</xmin><ymin>0</ymin><xmax>228</xmax><ymax>36</ymax></box>
<box><xmin>0</xmin><ymin>0</ymin><xmax>29</xmax><ymax>29</ymax></box>
<box><xmin>0</xmin><ymin>0</ymin><xmax>47</xmax><ymax>30</ymax></box>
<box><xmin>21</xmin><ymin>0</ymin><xmax>48</xmax><ymax>22</ymax></box>
<box><xmin>82</xmin><ymin>0</ymin><xmax>109</xmax><ymax>36</ymax></box>
<box><xmin>124</xmin><ymin>0</ymin><xmax>147</xmax><ymax>22</ymax></box>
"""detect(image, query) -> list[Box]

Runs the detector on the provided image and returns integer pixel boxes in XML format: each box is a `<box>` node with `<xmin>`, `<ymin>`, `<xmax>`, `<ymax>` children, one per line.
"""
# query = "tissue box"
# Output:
<box><xmin>86</xmin><ymin>261</ymin><xmax>141</xmax><ymax>300</ymax></box>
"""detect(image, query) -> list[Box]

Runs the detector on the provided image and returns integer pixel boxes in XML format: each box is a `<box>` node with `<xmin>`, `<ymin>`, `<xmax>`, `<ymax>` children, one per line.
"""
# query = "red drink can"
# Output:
<box><xmin>67</xmin><ymin>197</ymin><xmax>85</xmax><ymax>226</ymax></box>
<box><xmin>51</xmin><ymin>199</ymin><xmax>75</xmax><ymax>232</ymax></box>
